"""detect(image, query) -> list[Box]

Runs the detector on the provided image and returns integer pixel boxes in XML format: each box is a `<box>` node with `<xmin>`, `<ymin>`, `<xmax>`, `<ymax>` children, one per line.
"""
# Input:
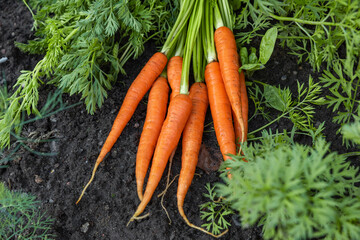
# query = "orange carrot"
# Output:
<box><xmin>76</xmin><ymin>52</ymin><xmax>167</xmax><ymax>204</ymax></box>
<box><xmin>233</xmin><ymin>69</ymin><xmax>248</xmax><ymax>144</ymax></box>
<box><xmin>177</xmin><ymin>83</ymin><xmax>208</xmax><ymax>227</ymax></box>
<box><xmin>167</xmin><ymin>56</ymin><xmax>183</xmax><ymax>100</ymax></box>
<box><xmin>214</xmin><ymin>26</ymin><xmax>245</xmax><ymax>148</ymax></box>
<box><xmin>239</xmin><ymin>69</ymin><xmax>248</xmax><ymax>141</ymax></box>
<box><xmin>204</xmin><ymin>61</ymin><xmax>235</xmax><ymax>161</ymax></box>
<box><xmin>136</xmin><ymin>76</ymin><xmax>169</xmax><ymax>201</ymax></box>
<box><xmin>129</xmin><ymin>94</ymin><xmax>192</xmax><ymax>221</ymax></box>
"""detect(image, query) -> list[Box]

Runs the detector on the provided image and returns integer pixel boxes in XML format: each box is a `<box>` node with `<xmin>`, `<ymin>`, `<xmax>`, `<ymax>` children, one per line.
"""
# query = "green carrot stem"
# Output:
<box><xmin>214</xmin><ymin>2</ymin><xmax>224</xmax><ymax>29</ymax></box>
<box><xmin>161</xmin><ymin>0</ymin><xmax>195</xmax><ymax>56</ymax></box>
<box><xmin>193</xmin><ymin>32</ymin><xmax>204</xmax><ymax>83</ymax></box>
<box><xmin>180</xmin><ymin>0</ymin><xmax>205</xmax><ymax>94</ymax></box>
<box><xmin>218</xmin><ymin>0</ymin><xmax>233</xmax><ymax>30</ymax></box>
<box><xmin>174</xmin><ymin>26</ymin><xmax>187</xmax><ymax>57</ymax></box>
<box><xmin>203</xmin><ymin>0</ymin><xmax>216</xmax><ymax>63</ymax></box>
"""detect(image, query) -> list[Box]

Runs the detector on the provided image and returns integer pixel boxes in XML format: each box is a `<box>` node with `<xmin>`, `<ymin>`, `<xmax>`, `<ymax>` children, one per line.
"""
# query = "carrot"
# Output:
<box><xmin>76</xmin><ymin>52</ymin><xmax>167</xmax><ymax>204</ymax></box>
<box><xmin>205</xmin><ymin>61</ymin><xmax>236</xmax><ymax>161</ymax></box>
<box><xmin>214</xmin><ymin>25</ymin><xmax>246</xmax><ymax>150</ymax></box>
<box><xmin>136</xmin><ymin>76</ymin><xmax>169</xmax><ymax>201</ymax></box>
<box><xmin>239</xmin><ymin>69</ymin><xmax>248</xmax><ymax>141</ymax></box>
<box><xmin>233</xmin><ymin>69</ymin><xmax>248</xmax><ymax>145</ymax></box>
<box><xmin>177</xmin><ymin>83</ymin><xmax>210</xmax><ymax>230</ymax></box>
<box><xmin>129</xmin><ymin>94</ymin><xmax>192</xmax><ymax>222</ymax></box>
<box><xmin>167</xmin><ymin>56</ymin><xmax>183</xmax><ymax>100</ymax></box>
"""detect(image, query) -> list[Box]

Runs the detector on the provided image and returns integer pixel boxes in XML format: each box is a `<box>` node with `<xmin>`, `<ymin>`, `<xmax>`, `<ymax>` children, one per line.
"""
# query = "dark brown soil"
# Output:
<box><xmin>1</xmin><ymin>1</ymin><xmax>357</xmax><ymax>240</ymax></box>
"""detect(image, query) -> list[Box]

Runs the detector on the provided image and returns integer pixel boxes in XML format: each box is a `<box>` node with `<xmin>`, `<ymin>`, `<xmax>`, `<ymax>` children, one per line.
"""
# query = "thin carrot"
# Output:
<box><xmin>76</xmin><ymin>52</ymin><xmax>167</xmax><ymax>204</ymax></box>
<box><xmin>177</xmin><ymin>82</ymin><xmax>210</xmax><ymax>232</ymax></box>
<box><xmin>239</xmin><ymin>69</ymin><xmax>248</xmax><ymax>141</ymax></box>
<box><xmin>136</xmin><ymin>76</ymin><xmax>169</xmax><ymax>201</ymax></box>
<box><xmin>205</xmin><ymin>61</ymin><xmax>236</xmax><ymax>162</ymax></box>
<box><xmin>233</xmin><ymin>69</ymin><xmax>248</xmax><ymax>145</ymax></box>
<box><xmin>129</xmin><ymin>94</ymin><xmax>192</xmax><ymax>222</ymax></box>
<box><xmin>167</xmin><ymin>56</ymin><xmax>183</xmax><ymax>100</ymax></box>
<box><xmin>214</xmin><ymin>7</ymin><xmax>245</xmax><ymax>150</ymax></box>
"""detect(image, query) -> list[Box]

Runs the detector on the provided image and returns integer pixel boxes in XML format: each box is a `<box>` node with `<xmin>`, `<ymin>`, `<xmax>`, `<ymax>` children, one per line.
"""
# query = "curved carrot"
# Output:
<box><xmin>204</xmin><ymin>61</ymin><xmax>235</xmax><ymax>161</ymax></box>
<box><xmin>214</xmin><ymin>26</ymin><xmax>245</xmax><ymax>148</ymax></box>
<box><xmin>76</xmin><ymin>52</ymin><xmax>167</xmax><ymax>204</ymax></box>
<box><xmin>136</xmin><ymin>76</ymin><xmax>169</xmax><ymax>201</ymax></box>
<box><xmin>177</xmin><ymin>83</ymin><xmax>208</xmax><ymax>227</ymax></box>
<box><xmin>167</xmin><ymin>56</ymin><xmax>183</xmax><ymax>100</ymax></box>
<box><xmin>129</xmin><ymin>94</ymin><xmax>192</xmax><ymax>221</ymax></box>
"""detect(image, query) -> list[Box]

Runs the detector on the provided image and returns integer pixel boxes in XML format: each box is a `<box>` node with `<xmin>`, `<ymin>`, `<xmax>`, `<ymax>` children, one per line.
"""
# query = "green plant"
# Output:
<box><xmin>320</xmin><ymin>59</ymin><xmax>360</xmax><ymax>128</ymax></box>
<box><xmin>0</xmin><ymin>0</ymin><xmax>179</xmax><ymax>149</ymax></box>
<box><xmin>216</xmin><ymin>130</ymin><xmax>360</xmax><ymax>240</ymax></box>
<box><xmin>234</xmin><ymin>0</ymin><xmax>360</xmax><ymax>71</ymax></box>
<box><xmin>342</xmin><ymin>116</ymin><xmax>360</xmax><ymax>146</ymax></box>
<box><xmin>0</xmin><ymin>89</ymin><xmax>80</xmax><ymax>168</ymax></box>
<box><xmin>240</xmin><ymin>26</ymin><xmax>278</xmax><ymax>74</ymax></box>
<box><xmin>248</xmin><ymin>76</ymin><xmax>324</xmax><ymax>136</ymax></box>
<box><xmin>233</xmin><ymin>0</ymin><xmax>360</xmax><ymax>132</ymax></box>
<box><xmin>199</xmin><ymin>183</ymin><xmax>234</xmax><ymax>235</ymax></box>
<box><xmin>0</xmin><ymin>182</ymin><xmax>54</xmax><ymax>239</ymax></box>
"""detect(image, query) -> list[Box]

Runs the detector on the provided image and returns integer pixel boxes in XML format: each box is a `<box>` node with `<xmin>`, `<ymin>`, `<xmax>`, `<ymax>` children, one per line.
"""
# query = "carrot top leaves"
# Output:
<box><xmin>179</xmin><ymin>0</ymin><xmax>205</xmax><ymax>94</ymax></box>
<box><xmin>217</xmin><ymin>130</ymin><xmax>360</xmax><ymax>240</ymax></box>
<box><xmin>0</xmin><ymin>0</ymin><xmax>180</xmax><ymax>149</ymax></box>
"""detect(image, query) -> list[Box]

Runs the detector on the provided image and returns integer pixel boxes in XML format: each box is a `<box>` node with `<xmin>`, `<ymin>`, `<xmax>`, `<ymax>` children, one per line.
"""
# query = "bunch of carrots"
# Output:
<box><xmin>76</xmin><ymin>0</ymin><xmax>248</xmax><ymax>237</ymax></box>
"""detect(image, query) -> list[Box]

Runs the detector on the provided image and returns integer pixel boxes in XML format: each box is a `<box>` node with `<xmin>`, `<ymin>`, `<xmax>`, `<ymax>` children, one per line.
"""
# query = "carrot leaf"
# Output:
<box><xmin>217</xmin><ymin>130</ymin><xmax>360</xmax><ymax>240</ymax></box>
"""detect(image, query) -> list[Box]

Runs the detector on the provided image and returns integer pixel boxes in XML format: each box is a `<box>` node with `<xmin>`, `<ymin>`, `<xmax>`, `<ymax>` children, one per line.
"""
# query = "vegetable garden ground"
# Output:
<box><xmin>1</xmin><ymin>1</ymin><xmax>359</xmax><ymax>239</ymax></box>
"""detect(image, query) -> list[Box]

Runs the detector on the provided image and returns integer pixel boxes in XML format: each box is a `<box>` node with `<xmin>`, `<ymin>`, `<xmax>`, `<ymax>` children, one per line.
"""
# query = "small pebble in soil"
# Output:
<box><xmin>34</xmin><ymin>175</ymin><xmax>43</xmax><ymax>184</ymax></box>
<box><xmin>111</xmin><ymin>150</ymin><xmax>118</xmax><ymax>158</ymax></box>
<box><xmin>81</xmin><ymin>222</ymin><xmax>90</xmax><ymax>233</ymax></box>
<box><xmin>281</xmin><ymin>75</ymin><xmax>287</xmax><ymax>81</ymax></box>
<box><xmin>0</xmin><ymin>57</ymin><xmax>8</xmax><ymax>64</ymax></box>
<box><xmin>49</xmin><ymin>198</ymin><xmax>54</xmax><ymax>203</ymax></box>
<box><xmin>50</xmin><ymin>115</ymin><xmax>57</xmax><ymax>123</ymax></box>
<box><xmin>293</xmin><ymin>70</ymin><xmax>298</xmax><ymax>75</ymax></box>
<box><xmin>11</xmin><ymin>32</ymin><xmax>15</xmax><ymax>37</ymax></box>
<box><xmin>134</xmin><ymin>122</ymin><xmax>140</xmax><ymax>128</ymax></box>
<box><xmin>232</xmin><ymin>214</ymin><xmax>242</xmax><ymax>227</ymax></box>
<box><xmin>170</xmin><ymin>232</ymin><xmax>176</xmax><ymax>240</ymax></box>
<box><xmin>98</xmin><ymin>141</ymin><xmax>103</xmax><ymax>146</ymax></box>
<box><xmin>1</xmin><ymin>49</ymin><xmax>6</xmax><ymax>55</ymax></box>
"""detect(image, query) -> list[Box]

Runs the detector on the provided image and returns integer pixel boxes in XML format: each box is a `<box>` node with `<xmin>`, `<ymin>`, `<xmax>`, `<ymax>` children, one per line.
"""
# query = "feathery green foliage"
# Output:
<box><xmin>320</xmin><ymin>59</ymin><xmax>360</xmax><ymax>127</ymax></box>
<box><xmin>199</xmin><ymin>183</ymin><xmax>234</xmax><ymax>235</ymax></box>
<box><xmin>216</xmin><ymin>130</ymin><xmax>360</xmax><ymax>240</ymax></box>
<box><xmin>249</xmin><ymin>76</ymin><xmax>324</xmax><ymax>135</ymax></box>
<box><xmin>234</xmin><ymin>0</ymin><xmax>360</xmax><ymax>71</ymax></box>
<box><xmin>0</xmin><ymin>182</ymin><xmax>54</xmax><ymax>239</ymax></box>
<box><xmin>0</xmin><ymin>0</ymin><xmax>179</xmax><ymax>149</ymax></box>
<box><xmin>342</xmin><ymin>116</ymin><xmax>360</xmax><ymax>146</ymax></box>
<box><xmin>234</xmin><ymin>0</ymin><xmax>360</xmax><ymax>131</ymax></box>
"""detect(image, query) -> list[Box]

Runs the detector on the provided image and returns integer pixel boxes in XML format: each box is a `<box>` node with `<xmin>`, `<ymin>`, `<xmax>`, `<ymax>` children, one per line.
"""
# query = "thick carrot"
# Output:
<box><xmin>129</xmin><ymin>94</ymin><xmax>192</xmax><ymax>221</ymax></box>
<box><xmin>136</xmin><ymin>76</ymin><xmax>169</xmax><ymax>201</ymax></box>
<box><xmin>167</xmin><ymin>56</ymin><xmax>183</xmax><ymax>100</ymax></box>
<box><xmin>76</xmin><ymin>52</ymin><xmax>167</xmax><ymax>204</ymax></box>
<box><xmin>204</xmin><ymin>61</ymin><xmax>235</xmax><ymax>161</ymax></box>
<box><xmin>214</xmin><ymin>26</ymin><xmax>245</xmax><ymax>148</ymax></box>
<box><xmin>177</xmin><ymin>82</ymin><xmax>208</xmax><ymax>227</ymax></box>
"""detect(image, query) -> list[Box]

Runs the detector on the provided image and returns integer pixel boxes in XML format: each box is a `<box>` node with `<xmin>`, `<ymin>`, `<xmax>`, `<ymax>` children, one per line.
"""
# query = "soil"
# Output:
<box><xmin>0</xmin><ymin>1</ymin><xmax>358</xmax><ymax>240</ymax></box>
